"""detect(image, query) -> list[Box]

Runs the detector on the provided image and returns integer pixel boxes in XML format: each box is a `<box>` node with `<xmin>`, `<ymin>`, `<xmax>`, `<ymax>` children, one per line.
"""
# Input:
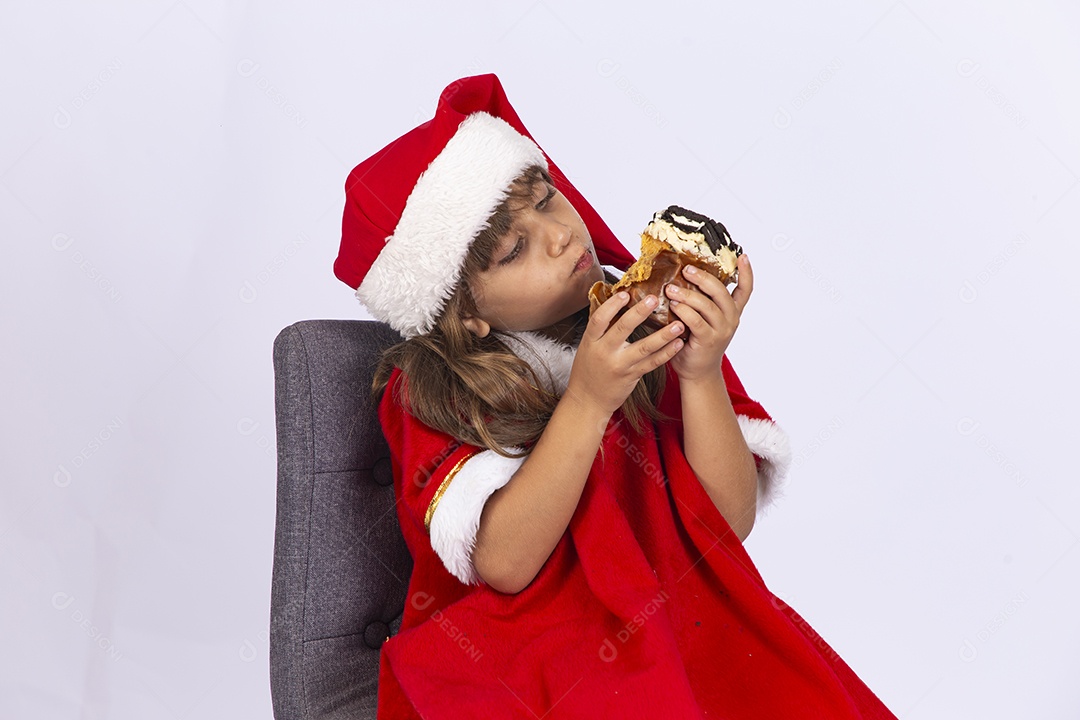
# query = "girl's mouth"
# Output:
<box><xmin>573</xmin><ymin>250</ymin><xmax>593</xmax><ymax>274</ymax></box>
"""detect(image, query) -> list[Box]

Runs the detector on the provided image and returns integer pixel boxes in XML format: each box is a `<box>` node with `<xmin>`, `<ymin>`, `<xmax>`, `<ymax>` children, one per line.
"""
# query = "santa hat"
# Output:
<box><xmin>334</xmin><ymin>73</ymin><xmax>635</xmax><ymax>339</ymax></box>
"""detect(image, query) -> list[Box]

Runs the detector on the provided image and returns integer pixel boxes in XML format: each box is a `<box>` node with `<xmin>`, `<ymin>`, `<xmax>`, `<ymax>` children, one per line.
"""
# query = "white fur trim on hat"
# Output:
<box><xmin>429</xmin><ymin>447</ymin><xmax>527</xmax><ymax>586</ymax></box>
<box><xmin>355</xmin><ymin>112</ymin><xmax>549</xmax><ymax>339</ymax></box>
<box><xmin>737</xmin><ymin>416</ymin><xmax>792</xmax><ymax>510</ymax></box>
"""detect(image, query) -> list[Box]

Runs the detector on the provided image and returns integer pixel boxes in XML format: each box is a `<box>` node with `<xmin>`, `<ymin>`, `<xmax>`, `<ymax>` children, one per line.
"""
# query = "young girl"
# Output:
<box><xmin>334</xmin><ymin>74</ymin><xmax>895</xmax><ymax>719</ymax></box>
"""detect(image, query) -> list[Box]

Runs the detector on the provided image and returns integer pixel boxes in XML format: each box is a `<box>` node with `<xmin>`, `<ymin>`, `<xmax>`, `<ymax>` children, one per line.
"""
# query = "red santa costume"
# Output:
<box><xmin>334</xmin><ymin>74</ymin><xmax>896</xmax><ymax>719</ymax></box>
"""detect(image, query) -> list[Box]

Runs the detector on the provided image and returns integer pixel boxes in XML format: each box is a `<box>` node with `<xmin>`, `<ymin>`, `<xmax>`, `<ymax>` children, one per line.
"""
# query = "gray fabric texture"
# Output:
<box><xmin>271</xmin><ymin>320</ymin><xmax>411</xmax><ymax>720</ymax></box>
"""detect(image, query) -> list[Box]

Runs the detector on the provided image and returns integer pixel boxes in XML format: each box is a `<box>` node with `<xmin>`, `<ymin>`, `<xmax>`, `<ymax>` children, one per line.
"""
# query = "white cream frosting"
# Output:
<box><xmin>644</xmin><ymin>213</ymin><xmax>739</xmax><ymax>278</ymax></box>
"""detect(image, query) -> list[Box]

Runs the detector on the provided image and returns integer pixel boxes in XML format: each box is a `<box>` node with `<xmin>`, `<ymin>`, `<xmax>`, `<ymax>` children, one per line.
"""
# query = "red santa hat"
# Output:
<box><xmin>334</xmin><ymin>73</ymin><xmax>635</xmax><ymax>339</ymax></box>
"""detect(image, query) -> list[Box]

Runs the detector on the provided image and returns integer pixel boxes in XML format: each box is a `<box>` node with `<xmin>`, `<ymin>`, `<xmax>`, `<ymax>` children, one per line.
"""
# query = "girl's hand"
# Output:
<box><xmin>565</xmin><ymin>290</ymin><xmax>685</xmax><ymax>416</ymax></box>
<box><xmin>665</xmin><ymin>254</ymin><xmax>753</xmax><ymax>383</ymax></box>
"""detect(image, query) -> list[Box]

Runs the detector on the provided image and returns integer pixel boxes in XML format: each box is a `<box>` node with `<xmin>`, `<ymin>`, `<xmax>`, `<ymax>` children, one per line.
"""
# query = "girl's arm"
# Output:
<box><xmin>664</xmin><ymin>256</ymin><xmax>757</xmax><ymax>541</ymax></box>
<box><xmin>680</xmin><ymin>371</ymin><xmax>758</xmax><ymax>542</ymax></box>
<box><xmin>471</xmin><ymin>389</ymin><xmax>611</xmax><ymax>594</ymax></box>
<box><xmin>472</xmin><ymin>292</ymin><xmax>684</xmax><ymax>594</ymax></box>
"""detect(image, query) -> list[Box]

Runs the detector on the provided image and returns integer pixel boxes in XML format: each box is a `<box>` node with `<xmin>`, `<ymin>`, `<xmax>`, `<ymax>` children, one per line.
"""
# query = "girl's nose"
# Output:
<box><xmin>546</xmin><ymin>219</ymin><xmax>571</xmax><ymax>255</ymax></box>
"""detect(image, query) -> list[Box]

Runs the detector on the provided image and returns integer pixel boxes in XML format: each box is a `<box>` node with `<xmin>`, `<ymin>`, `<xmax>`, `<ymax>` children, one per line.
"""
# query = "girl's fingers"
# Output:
<box><xmin>675</xmin><ymin>260</ymin><xmax>751</xmax><ymax>319</ymax></box>
<box><xmin>730</xmin><ymin>254</ymin><xmax>753</xmax><ymax>313</ymax></box>
<box><xmin>667</xmin><ymin>279</ymin><xmax>723</xmax><ymax>327</ymax></box>
<box><xmin>680</xmin><ymin>265</ymin><xmax>724</xmax><ymax>297</ymax></box>
<box><xmin>668</xmin><ymin>296</ymin><xmax>708</xmax><ymax>335</ymax></box>
<box><xmin>607</xmin><ymin>293</ymin><xmax>660</xmax><ymax>342</ymax></box>
<box><xmin>587</xmin><ymin>291</ymin><xmax>659</xmax><ymax>344</ymax></box>
<box><xmin>629</xmin><ymin>320</ymin><xmax>684</xmax><ymax>361</ymax></box>
<box><xmin>584</xmin><ymin>291</ymin><xmax>632</xmax><ymax>341</ymax></box>
<box><xmin>653</xmin><ymin>334</ymin><xmax>685</xmax><ymax>368</ymax></box>
<box><xmin>629</xmin><ymin>328</ymin><xmax>684</xmax><ymax>372</ymax></box>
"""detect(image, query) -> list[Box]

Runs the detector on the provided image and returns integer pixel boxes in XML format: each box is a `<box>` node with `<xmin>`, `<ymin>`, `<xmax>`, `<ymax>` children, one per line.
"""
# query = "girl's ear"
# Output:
<box><xmin>461</xmin><ymin>313</ymin><xmax>491</xmax><ymax>338</ymax></box>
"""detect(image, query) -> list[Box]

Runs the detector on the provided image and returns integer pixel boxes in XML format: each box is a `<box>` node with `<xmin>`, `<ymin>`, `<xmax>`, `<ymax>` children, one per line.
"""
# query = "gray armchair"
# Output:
<box><xmin>270</xmin><ymin>320</ymin><xmax>410</xmax><ymax>719</ymax></box>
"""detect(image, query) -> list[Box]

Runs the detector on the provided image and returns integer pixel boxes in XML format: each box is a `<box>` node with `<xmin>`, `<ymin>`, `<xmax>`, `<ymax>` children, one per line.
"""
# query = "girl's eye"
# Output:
<box><xmin>499</xmin><ymin>237</ymin><xmax>523</xmax><ymax>265</ymax></box>
<box><xmin>536</xmin><ymin>186</ymin><xmax>555</xmax><ymax>210</ymax></box>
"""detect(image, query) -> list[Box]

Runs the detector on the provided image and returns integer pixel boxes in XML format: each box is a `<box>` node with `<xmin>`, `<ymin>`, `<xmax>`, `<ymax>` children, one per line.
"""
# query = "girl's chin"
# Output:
<box><xmin>539</xmin><ymin>306</ymin><xmax>590</xmax><ymax>338</ymax></box>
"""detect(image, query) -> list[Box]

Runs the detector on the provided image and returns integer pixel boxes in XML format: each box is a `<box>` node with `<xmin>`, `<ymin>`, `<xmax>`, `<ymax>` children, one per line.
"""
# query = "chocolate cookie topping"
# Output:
<box><xmin>658</xmin><ymin>205</ymin><xmax>743</xmax><ymax>257</ymax></box>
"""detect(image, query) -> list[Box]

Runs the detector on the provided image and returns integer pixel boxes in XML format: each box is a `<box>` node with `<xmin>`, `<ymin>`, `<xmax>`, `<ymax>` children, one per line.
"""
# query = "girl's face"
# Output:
<box><xmin>463</xmin><ymin>179</ymin><xmax>605</xmax><ymax>340</ymax></box>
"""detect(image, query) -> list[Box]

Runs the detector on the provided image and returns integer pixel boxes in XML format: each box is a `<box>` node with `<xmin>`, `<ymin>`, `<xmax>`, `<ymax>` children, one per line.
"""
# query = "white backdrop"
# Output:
<box><xmin>3</xmin><ymin>1</ymin><xmax>1078</xmax><ymax>717</ymax></box>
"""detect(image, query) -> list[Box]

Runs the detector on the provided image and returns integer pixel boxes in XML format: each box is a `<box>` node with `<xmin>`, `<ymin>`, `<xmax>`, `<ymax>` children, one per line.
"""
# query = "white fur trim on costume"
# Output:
<box><xmin>494</xmin><ymin>330</ymin><xmax>577</xmax><ymax>395</ymax></box>
<box><xmin>429</xmin><ymin>447</ymin><xmax>527</xmax><ymax>586</ymax></box>
<box><xmin>355</xmin><ymin>112</ymin><xmax>549</xmax><ymax>339</ymax></box>
<box><xmin>737</xmin><ymin>416</ymin><xmax>793</xmax><ymax>510</ymax></box>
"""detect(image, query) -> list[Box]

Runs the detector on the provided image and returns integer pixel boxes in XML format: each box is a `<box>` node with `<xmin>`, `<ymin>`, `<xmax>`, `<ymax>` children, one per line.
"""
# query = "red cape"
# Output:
<box><xmin>375</xmin><ymin>359</ymin><xmax>895</xmax><ymax>718</ymax></box>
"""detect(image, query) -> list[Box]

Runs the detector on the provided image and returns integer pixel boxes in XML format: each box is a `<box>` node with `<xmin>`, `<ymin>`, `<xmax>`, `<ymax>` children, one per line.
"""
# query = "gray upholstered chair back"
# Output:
<box><xmin>270</xmin><ymin>320</ymin><xmax>411</xmax><ymax>719</ymax></box>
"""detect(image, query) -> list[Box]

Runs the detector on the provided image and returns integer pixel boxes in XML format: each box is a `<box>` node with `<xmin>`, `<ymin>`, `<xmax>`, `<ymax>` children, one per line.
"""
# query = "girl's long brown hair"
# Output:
<box><xmin>371</xmin><ymin>165</ymin><xmax>669</xmax><ymax>458</ymax></box>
